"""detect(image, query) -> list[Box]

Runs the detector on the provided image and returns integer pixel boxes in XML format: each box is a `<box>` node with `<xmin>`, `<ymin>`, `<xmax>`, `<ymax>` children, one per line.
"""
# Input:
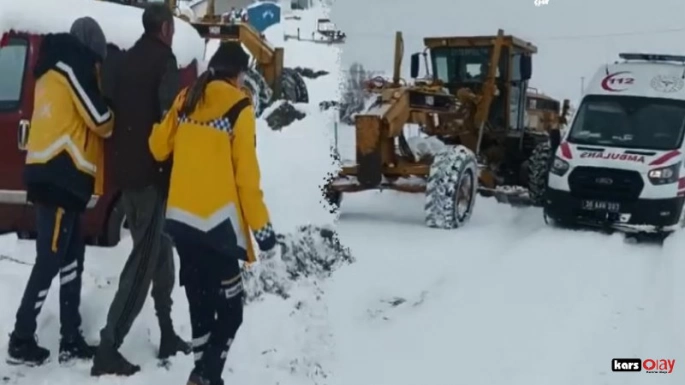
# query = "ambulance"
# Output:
<box><xmin>544</xmin><ymin>53</ymin><xmax>685</xmax><ymax>233</ymax></box>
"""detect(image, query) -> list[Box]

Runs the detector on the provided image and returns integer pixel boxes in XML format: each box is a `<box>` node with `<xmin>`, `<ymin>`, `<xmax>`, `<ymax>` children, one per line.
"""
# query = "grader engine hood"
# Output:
<box><xmin>407</xmin><ymin>90</ymin><xmax>454</xmax><ymax>111</ymax></box>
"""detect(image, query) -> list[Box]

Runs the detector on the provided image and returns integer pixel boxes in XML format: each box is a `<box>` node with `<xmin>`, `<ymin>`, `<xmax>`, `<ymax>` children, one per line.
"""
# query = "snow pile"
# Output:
<box><xmin>263</xmin><ymin>100</ymin><xmax>306</xmax><ymax>130</ymax></box>
<box><xmin>0</xmin><ymin>0</ymin><xmax>204</xmax><ymax>67</ymax></box>
<box><xmin>242</xmin><ymin>225</ymin><xmax>353</xmax><ymax>303</ymax></box>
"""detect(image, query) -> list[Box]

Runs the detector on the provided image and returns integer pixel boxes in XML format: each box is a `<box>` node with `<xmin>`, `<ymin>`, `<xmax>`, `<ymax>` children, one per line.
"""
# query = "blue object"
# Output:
<box><xmin>247</xmin><ymin>2</ymin><xmax>281</xmax><ymax>33</ymax></box>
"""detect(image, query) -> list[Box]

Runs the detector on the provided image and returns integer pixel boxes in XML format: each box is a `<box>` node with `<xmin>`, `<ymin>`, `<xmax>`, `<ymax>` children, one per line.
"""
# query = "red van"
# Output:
<box><xmin>0</xmin><ymin>18</ymin><xmax>202</xmax><ymax>246</ymax></box>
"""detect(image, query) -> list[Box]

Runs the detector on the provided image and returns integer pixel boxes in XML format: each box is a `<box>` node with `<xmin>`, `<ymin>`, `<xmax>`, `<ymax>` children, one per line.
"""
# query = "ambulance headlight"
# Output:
<box><xmin>648</xmin><ymin>162</ymin><xmax>680</xmax><ymax>185</ymax></box>
<box><xmin>550</xmin><ymin>157</ymin><xmax>569</xmax><ymax>176</ymax></box>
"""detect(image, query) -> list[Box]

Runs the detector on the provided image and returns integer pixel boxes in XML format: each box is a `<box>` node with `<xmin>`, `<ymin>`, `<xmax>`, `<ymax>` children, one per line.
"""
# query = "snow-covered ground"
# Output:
<box><xmin>3</xmin><ymin>1</ymin><xmax>685</xmax><ymax>385</ymax></box>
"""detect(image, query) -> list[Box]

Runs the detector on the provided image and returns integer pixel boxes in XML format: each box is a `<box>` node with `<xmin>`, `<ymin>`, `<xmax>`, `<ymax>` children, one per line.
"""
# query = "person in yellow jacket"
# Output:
<box><xmin>8</xmin><ymin>17</ymin><xmax>112</xmax><ymax>367</ymax></box>
<box><xmin>148</xmin><ymin>41</ymin><xmax>276</xmax><ymax>385</ymax></box>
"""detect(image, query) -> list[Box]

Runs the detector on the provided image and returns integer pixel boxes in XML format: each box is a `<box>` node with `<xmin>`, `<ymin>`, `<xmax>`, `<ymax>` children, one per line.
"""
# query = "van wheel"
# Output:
<box><xmin>100</xmin><ymin>198</ymin><xmax>126</xmax><ymax>247</ymax></box>
<box><xmin>425</xmin><ymin>145</ymin><xmax>478</xmax><ymax>229</ymax></box>
<box><xmin>528</xmin><ymin>142</ymin><xmax>552</xmax><ymax>206</ymax></box>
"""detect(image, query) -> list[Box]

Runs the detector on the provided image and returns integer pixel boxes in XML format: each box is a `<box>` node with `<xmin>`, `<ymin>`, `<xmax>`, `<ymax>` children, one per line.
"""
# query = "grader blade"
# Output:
<box><xmin>479</xmin><ymin>186</ymin><xmax>534</xmax><ymax>207</ymax></box>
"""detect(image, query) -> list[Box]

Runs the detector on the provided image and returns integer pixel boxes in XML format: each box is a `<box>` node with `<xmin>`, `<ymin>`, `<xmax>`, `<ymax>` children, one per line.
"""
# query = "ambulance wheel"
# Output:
<box><xmin>425</xmin><ymin>144</ymin><xmax>478</xmax><ymax>229</ymax></box>
<box><xmin>281</xmin><ymin>68</ymin><xmax>309</xmax><ymax>104</ymax></box>
<box><xmin>528</xmin><ymin>141</ymin><xmax>552</xmax><ymax>206</ymax></box>
<box><xmin>100</xmin><ymin>197</ymin><xmax>126</xmax><ymax>247</ymax></box>
<box><xmin>242</xmin><ymin>68</ymin><xmax>273</xmax><ymax>117</ymax></box>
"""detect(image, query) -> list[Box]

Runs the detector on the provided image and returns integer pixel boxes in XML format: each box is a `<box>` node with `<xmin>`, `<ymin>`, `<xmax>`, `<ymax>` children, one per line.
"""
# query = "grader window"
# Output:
<box><xmin>430</xmin><ymin>47</ymin><xmax>498</xmax><ymax>86</ymax></box>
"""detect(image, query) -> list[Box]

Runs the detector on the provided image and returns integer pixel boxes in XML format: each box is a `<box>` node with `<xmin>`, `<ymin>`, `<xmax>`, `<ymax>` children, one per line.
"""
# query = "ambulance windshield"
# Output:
<box><xmin>568</xmin><ymin>95</ymin><xmax>685</xmax><ymax>150</ymax></box>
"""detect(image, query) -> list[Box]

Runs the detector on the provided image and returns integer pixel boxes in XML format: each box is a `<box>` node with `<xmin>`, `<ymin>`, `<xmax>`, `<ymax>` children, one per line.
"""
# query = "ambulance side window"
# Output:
<box><xmin>0</xmin><ymin>37</ymin><xmax>28</xmax><ymax>112</ymax></box>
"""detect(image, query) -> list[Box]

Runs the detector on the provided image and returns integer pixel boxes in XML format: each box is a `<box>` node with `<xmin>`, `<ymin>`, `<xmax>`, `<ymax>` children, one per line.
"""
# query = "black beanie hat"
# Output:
<box><xmin>208</xmin><ymin>41</ymin><xmax>249</xmax><ymax>75</ymax></box>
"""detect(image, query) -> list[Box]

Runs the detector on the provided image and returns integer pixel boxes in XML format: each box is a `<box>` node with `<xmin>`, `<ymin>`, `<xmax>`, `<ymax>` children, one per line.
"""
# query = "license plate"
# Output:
<box><xmin>581</xmin><ymin>200</ymin><xmax>620</xmax><ymax>212</ymax></box>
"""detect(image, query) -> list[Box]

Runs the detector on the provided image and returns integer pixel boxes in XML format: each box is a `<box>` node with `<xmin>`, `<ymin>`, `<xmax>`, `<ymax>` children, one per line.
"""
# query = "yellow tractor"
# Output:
<box><xmin>326</xmin><ymin>30</ymin><xmax>570</xmax><ymax>228</ymax></box>
<box><xmin>101</xmin><ymin>0</ymin><xmax>308</xmax><ymax>115</ymax></box>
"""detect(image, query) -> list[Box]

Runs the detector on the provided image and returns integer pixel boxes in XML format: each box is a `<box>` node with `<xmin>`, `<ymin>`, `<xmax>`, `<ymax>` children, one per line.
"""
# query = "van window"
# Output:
<box><xmin>0</xmin><ymin>37</ymin><xmax>28</xmax><ymax>112</ymax></box>
<box><xmin>568</xmin><ymin>95</ymin><xmax>685</xmax><ymax>150</ymax></box>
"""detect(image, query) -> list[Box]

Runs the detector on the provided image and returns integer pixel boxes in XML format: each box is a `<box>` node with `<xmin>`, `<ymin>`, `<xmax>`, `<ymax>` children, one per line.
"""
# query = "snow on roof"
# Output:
<box><xmin>0</xmin><ymin>0</ymin><xmax>205</xmax><ymax>68</ymax></box>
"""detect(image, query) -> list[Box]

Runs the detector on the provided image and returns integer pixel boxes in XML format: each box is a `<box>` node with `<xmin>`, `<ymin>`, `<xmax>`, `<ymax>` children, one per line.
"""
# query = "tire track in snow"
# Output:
<box><xmin>336</xmin><ymin>192</ymin><xmax>685</xmax><ymax>385</ymax></box>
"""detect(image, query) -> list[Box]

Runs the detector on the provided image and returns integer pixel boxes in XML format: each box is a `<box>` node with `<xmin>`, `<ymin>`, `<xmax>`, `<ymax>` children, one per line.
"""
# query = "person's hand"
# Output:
<box><xmin>258</xmin><ymin>233</ymin><xmax>286</xmax><ymax>261</ymax></box>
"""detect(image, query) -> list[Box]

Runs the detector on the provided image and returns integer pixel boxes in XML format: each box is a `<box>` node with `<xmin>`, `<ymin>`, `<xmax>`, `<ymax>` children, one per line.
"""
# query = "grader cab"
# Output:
<box><xmin>327</xmin><ymin>30</ymin><xmax>570</xmax><ymax>228</ymax></box>
<box><xmin>526</xmin><ymin>88</ymin><xmax>567</xmax><ymax>133</ymax></box>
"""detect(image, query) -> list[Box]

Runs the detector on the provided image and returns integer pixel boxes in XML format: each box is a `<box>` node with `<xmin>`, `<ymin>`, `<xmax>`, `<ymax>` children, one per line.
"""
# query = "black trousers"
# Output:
<box><xmin>14</xmin><ymin>204</ymin><xmax>84</xmax><ymax>340</ymax></box>
<box><xmin>175</xmin><ymin>238</ymin><xmax>244</xmax><ymax>384</ymax></box>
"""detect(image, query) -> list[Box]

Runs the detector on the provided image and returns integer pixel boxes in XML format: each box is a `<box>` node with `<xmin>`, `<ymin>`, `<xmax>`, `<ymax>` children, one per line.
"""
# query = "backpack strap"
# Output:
<box><xmin>223</xmin><ymin>97</ymin><xmax>251</xmax><ymax>129</ymax></box>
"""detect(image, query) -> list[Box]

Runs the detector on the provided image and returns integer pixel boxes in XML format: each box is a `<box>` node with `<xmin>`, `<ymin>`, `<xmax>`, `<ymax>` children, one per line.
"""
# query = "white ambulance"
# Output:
<box><xmin>544</xmin><ymin>53</ymin><xmax>685</xmax><ymax>233</ymax></box>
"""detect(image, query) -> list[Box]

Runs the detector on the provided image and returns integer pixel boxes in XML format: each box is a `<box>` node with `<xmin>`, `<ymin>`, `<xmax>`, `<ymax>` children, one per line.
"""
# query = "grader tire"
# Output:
<box><xmin>527</xmin><ymin>142</ymin><xmax>552</xmax><ymax>206</ymax></box>
<box><xmin>242</xmin><ymin>68</ymin><xmax>273</xmax><ymax>117</ymax></box>
<box><xmin>281</xmin><ymin>68</ymin><xmax>309</xmax><ymax>104</ymax></box>
<box><xmin>425</xmin><ymin>145</ymin><xmax>478</xmax><ymax>229</ymax></box>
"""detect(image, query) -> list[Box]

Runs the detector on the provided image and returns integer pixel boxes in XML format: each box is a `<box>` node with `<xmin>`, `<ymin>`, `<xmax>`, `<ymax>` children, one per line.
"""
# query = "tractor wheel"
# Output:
<box><xmin>242</xmin><ymin>68</ymin><xmax>273</xmax><ymax>117</ymax></box>
<box><xmin>281</xmin><ymin>68</ymin><xmax>309</xmax><ymax>104</ymax></box>
<box><xmin>527</xmin><ymin>142</ymin><xmax>552</xmax><ymax>206</ymax></box>
<box><xmin>425</xmin><ymin>145</ymin><xmax>478</xmax><ymax>229</ymax></box>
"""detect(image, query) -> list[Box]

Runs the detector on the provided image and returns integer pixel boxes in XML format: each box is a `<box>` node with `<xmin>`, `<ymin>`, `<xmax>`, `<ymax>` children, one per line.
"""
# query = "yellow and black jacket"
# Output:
<box><xmin>24</xmin><ymin>33</ymin><xmax>113</xmax><ymax>211</ymax></box>
<box><xmin>149</xmin><ymin>79</ymin><xmax>275</xmax><ymax>262</ymax></box>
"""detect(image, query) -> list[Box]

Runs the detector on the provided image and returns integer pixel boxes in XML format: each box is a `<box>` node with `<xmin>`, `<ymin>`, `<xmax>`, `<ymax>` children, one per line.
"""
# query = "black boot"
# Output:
<box><xmin>6</xmin><ymin>333</ymin><xmax>50</xmax><ymax>366</ymax></box>
<box><xmin>186</xmin><ymin>372</ymin><xmax>211</xmax><ymax>385</ymax></box>
<box><xmin>90</xmin><ymin>344</ymin><xmax>141</xmax><ymax>376</ymax></box>
<box><xmin>59</xmin><ymin>334</ymin><xmax>96</xmax><ymax>363</ymax></box>
<box><xmin>159</xmin><ymin>332</ymin><xmax>191</xmax><ymax>359</ymax></box>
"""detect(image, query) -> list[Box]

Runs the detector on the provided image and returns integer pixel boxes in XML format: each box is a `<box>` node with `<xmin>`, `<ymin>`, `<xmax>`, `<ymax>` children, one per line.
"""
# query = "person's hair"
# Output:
<box><xmin>142</xmin><ymin>3</ymin><xmax>174</xmax><ymax>35</ymax></box>
<box><xmin>180</xmin><ymin>42</ymin><xmax>250</xmax><ymax>116</ymax></box>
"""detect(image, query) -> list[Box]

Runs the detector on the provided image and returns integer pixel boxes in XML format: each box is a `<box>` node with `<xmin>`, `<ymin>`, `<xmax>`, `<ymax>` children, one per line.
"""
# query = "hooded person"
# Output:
<box><xmin>7</xmin><ymin>16</ymin><xmax>112</xmax><ymax>367</ymax></box>
<box><xmin>148</xmin><ymin>41</ymin><xmax>278</xmax><ymax>385</ymax></box>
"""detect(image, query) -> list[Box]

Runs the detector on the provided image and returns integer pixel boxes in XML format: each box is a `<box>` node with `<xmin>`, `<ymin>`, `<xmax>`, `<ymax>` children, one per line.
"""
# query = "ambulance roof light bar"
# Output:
<box><xmin>619</xmin><ymin>53</ymin><xmax>685</xmax><ymax>64</ymax></box>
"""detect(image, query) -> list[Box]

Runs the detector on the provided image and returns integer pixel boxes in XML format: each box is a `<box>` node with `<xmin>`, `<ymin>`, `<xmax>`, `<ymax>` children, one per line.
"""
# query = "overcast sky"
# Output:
<box><xmin>330</xmin><ymin>0</ymin><xmax>685</xmax><ymax>102</ymax></box>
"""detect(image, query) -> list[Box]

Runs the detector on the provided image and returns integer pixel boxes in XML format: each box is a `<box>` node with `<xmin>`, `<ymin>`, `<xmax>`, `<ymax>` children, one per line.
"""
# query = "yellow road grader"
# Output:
<box><xmin>102</xmin><ymin>0</ymin><xmax>308</xmax><ymax>115</ymax></box>
<box><xmin>326</xmin><ymin>30</ymin><xmax>570</xmax><ymax>229</ymax></box>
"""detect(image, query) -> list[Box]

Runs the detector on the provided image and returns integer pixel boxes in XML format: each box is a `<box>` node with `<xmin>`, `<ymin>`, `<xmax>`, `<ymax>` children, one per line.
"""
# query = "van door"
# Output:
<box><xmin>0</xmin><ymin>34</ymin><xmax>31</xmax><ymax>233</ymax></box>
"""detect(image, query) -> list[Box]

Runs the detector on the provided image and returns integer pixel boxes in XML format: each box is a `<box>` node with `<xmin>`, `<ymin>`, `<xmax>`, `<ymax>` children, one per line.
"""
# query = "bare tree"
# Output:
<box><xmin>339</xmin><ymin>62</ymin><xmax>378</xmax><ymax>124</ymax></box>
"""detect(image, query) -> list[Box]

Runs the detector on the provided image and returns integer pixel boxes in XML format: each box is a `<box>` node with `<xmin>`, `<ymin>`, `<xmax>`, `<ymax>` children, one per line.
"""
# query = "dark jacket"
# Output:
<box><xmin>24</xmin><ymin>33</ymin><xmax>113</xmax><ymax>211</ymax></box>
<box><xmin>110</xmin><ymin>33</ymin><xmax>179</xmax><ymax>191</ymax></box>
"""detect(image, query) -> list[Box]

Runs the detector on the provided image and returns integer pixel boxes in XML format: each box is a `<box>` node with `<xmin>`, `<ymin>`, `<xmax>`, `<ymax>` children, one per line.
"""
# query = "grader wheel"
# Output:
<box><xmin>425</xmin><ymin>145</ymin><xmax>479</xmax><ymax>229</ymax></box>
<box><xmin>242</xmin><ymin>68</ymin><xmax>273</xmax><ymax>116</ymax></box>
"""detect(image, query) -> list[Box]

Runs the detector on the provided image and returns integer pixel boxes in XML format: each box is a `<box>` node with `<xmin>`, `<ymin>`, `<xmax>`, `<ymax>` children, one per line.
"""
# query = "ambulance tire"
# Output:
<box><xmin>425</xmin><ymin>145</ymin><xmax>478</xmax><ymax>229</ymax></box>
<box><xmin>528</xmin><ymin>142</ymin><xmax>552</xmax><ymax>206</ymax></box>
